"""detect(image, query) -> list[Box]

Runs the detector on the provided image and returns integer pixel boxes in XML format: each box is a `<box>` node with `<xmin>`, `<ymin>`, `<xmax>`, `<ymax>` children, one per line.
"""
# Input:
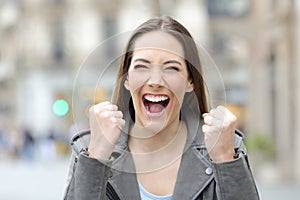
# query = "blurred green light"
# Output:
<box><xmin>53</xmin><ymin>99</ymin><xmax>69</xmax><ymax>116</ymax></box>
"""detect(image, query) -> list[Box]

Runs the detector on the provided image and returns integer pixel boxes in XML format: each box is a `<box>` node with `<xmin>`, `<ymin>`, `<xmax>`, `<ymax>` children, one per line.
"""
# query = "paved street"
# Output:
<box><xmin>0</xmin><ymin>158</ymin><xmax>299</xmax><ymax>200</ymax></box>
<box><xmin>258</xmin><ymin>183</ymin><xmax>300</xmax><ymax>200</ymax></box>
<box><xmin>0</xmin><ymin>158</ymin><xmax>70</xmax><ymax>200</ymax></box>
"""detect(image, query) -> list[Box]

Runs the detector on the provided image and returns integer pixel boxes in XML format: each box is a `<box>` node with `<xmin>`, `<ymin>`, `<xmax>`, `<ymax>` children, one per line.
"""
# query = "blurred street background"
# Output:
<box><xmin>0</xmin><ymin>0</ymin><xmax>300</xmax><ymax>199</ymax></box>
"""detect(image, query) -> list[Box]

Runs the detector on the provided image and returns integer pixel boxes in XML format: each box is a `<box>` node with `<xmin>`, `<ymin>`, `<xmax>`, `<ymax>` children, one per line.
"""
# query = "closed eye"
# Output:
<box><xmin>134</xmin><ymin>64</ymin><xmax>149</xmax><ymax>70</ymax></box>
<box><xmin>165</xmin><ymin>66</ymin><xmax>180</xmax><ymax>71</ymax></box>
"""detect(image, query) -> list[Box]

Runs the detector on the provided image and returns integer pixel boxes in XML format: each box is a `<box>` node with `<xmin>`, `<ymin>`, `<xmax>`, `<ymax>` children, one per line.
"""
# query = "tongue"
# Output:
<box><xmin>149</xmin><ymin>102</ymin><xmax>164</xmax><ymax>113</ymax></box>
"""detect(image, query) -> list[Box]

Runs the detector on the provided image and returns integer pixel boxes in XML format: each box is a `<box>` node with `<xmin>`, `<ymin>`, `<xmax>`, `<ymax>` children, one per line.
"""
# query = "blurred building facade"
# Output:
<box><xmin>206</xmin><ymin>0</ymin><xmax>300</xmax><ymax>183</ymax></box>
<box><xmin>0</xmin><ymin>0</ymin><xmax>299</xmax><ymax>182</ymax></box>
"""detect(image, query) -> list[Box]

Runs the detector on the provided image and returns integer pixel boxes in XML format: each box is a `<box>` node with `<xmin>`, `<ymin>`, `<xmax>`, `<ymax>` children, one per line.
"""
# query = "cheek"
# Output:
<box><xmin>127</xmin><ymin>71</ymin><xmax>149</xmax><ymax>92</ymax></box>
<box><xmin>164</xmin><ymin>74</ymin><xmax>190</xmax><ymax>102</ymax></box>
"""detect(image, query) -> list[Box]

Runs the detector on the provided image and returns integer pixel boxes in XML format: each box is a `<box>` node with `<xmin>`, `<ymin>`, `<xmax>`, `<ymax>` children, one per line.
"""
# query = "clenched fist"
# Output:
<box><xmin>202</xmin><ymin>106</ymin><xmax>238</xmax><ymax>162</ymax></box>
<box><xmin>88</xmin><ymin>101</ymin><xmax>126</xmax><ymax>159</ymax></box>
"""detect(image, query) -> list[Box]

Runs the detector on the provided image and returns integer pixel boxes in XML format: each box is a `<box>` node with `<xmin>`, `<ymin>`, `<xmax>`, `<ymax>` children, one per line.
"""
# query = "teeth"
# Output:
<box><xmin>144</xmin><ymin>95</ymin><xmax>169</xmax><ymax>102</ymax></box>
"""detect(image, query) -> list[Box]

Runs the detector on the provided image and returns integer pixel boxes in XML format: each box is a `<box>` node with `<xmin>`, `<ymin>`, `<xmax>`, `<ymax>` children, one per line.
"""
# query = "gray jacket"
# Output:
<box><xmin>63</xmin><ymin>118</ymin><xmax>259</xmax><ymax>200</ymax></box>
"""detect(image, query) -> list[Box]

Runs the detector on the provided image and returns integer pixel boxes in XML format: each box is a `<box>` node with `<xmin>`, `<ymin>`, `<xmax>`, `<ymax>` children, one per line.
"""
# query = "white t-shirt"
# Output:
<box><xmin>138</xmin><ymin>180</ymin><xmax>172</xmax><ymax>200</ymax></box>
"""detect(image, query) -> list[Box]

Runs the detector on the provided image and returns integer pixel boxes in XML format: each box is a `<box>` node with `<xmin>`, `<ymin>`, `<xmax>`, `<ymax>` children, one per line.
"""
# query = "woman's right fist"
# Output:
<box><xmin>88</xmin><ymin>101</ymin><xmax>125</xmax><ymax>159</ymax></box>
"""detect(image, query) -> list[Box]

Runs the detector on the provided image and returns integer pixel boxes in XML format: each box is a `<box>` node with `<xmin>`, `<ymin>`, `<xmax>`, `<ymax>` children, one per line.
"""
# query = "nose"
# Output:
<box><xmin>147</xmin><ymin>69</ymin><xmax>165</xmax><ymax>88</ymax></box>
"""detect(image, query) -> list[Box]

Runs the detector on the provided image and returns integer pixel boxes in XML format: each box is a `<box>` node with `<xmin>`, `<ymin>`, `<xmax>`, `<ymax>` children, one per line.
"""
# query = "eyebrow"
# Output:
<box><xmin>163</xmin><ymin>60</ymin><xmax>182</xmax><ymax>66</ymax></box>
<box><xmin>133</xmin><ymin>58</ymin><xmax>151</xmax><ymax>64</ymax></box>
<box><xmin>133</xmin><ymin>58</ymin><xmax>182</xmax><ymax>66</ymax></box>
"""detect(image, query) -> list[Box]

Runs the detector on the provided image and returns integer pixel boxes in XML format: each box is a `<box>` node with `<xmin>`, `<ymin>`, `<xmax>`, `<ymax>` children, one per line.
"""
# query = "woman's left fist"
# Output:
<box><xmin>202</xmin><ymin>106</ymin><xmax>238</xmax><ymax>162</ymax></box>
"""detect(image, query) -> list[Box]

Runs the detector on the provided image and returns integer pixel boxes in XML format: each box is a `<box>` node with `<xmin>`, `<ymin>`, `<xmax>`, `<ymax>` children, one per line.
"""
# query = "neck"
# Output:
<box><xmin>128</xmin><ymin>119</ymin><xmax>186</xmax><ymax>153</ymax></box>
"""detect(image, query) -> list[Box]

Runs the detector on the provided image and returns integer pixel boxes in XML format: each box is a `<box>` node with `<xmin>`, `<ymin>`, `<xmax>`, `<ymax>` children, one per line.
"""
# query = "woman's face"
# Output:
<box><xmin>124</xmin><ymin>31</ymin><xmax>193</xmax><ymax>132</ymax></box>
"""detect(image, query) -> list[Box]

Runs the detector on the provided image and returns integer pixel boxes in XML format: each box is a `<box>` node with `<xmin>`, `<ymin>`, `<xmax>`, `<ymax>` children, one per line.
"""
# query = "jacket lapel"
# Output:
<box><xmin>109</xmin><ymin>147</ymin><xmax>141</xmax><ymax>200</ymax></box>
<box><xmin>108</xmin><ymin>131</ymin><xmax>141</xmax><ymax>200</ymax></box>
<box><xmin>172</xmin><ymin>116</ymin><xmax>214</xmax><ymax>199</ymax></box>
<box><xmin>172</xmin><ymin>143</ymin><xmax>214</xmax><ymax>199</ymax></box>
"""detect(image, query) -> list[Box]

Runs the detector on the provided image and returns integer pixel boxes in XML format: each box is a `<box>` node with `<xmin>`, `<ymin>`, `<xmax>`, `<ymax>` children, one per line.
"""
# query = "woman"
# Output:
<box><xmin>64</xmin><ymin>16</ymin><xmax>259</xmax><ymax>200</ymax></box>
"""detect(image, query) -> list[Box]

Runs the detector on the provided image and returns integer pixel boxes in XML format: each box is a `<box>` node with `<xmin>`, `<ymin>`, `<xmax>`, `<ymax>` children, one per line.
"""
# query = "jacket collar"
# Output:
<box><xmin>172</xmin><ymin>115</ymin><xmax>214</xmax><ymax>199</ymax></box>
<box><xmin>109</xmin><ymin>113</ymin><xmax>214</xmax><ymax>199</ymax></box>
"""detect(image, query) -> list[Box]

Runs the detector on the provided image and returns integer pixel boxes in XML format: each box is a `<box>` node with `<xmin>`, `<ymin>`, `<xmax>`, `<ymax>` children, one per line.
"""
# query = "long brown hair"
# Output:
<box><xmin>113</xmin><ymin>16</ymin><xmax>208</xmax><ymax>123</ymax></box>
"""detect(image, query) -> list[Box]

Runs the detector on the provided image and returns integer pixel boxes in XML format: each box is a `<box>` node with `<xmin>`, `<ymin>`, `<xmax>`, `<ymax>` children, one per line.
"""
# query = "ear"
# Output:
<box><xmin>185</xmin><ymin>81</ymin><xmax>194</xmax><ymax>93</ymax></box>
<box><xmin>124</xmin><ymin>76</ymin><xmax>130</xmax><ymax>90</ymax></box>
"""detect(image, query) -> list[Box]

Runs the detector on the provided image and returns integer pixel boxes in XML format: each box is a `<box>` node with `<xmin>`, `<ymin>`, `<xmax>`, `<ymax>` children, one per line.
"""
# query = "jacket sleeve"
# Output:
<box><xmin>63</xmin><ymin>133</ymin><xmax>113</xmax><ymax>200</ymax></box>
<box><xmin>210</xmin><ymin>132</ymin><xmax>260</xmax><ymax>200</ymax></box>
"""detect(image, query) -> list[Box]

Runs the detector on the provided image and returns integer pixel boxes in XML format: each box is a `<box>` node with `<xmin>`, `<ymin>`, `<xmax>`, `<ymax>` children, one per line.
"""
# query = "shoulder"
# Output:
<box><xmin>69</xmin><ymin>130</ymin><xmax>128</xmax><ymax>156</ymax></box>
<box><xmin>234</xmin><ymin>129</ymin><xmax>244</xmax><ymax>149</ymax></box>
<box><xmin>233</xmin><ymin>129</ymin><xmax>248</xmax><ymax>155</ymax></box>
<box><xmin>70</xmin><ymin>130</ymin><xmax>91</xmax><ymax>154</ymax></box>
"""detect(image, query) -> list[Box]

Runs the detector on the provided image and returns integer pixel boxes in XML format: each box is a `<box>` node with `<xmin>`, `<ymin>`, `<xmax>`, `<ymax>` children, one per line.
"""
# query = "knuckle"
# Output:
<box><xmin>232</xmin><ymin>115</ymin><xmax>238</xmax><ymax>123</ymax></box>
<box><xmin>222</xmin><ymin>120</ymin><xmax>230</xmax><ymax>128</ymax></box>
<box><xmin>204</xmin><ymin>117</ymin><xmax>209</xmax><ymax>124</ymax></box>
<box><xmin>110</xmin><ymin>117</ymin><xmax>116</xmax><ymax>123</ymax></box>
<box><xmin>101</xmin><ymin>111</ymin><xmax>112</xmax><ymax>119</ymax></box>
<box><xmin>115</xmin><ymin>111</ymin><xmax>123</xmax><ymax>118</ymax></box>
<box><xmin>107</xmin><ymin>104</ymin><xmax>117</xmax><ymax>111</ymax></box>
<box><xmin>202</xmin><ymin>125</ymin><xmax>207</xmax><ymax>132</ymax></box>
<box><xmin>217</xmin><ymin>105</ymin><xmax>225</xmax><ymax>110</ymax></box>
<box><xmin>100</xmin><ymin>101</ymin><xmax>110</xmax><ymax>106</ymax></box>
<box><xmin>120</xmin><ymin>119</ymin><xmax>126</xmax><ymax>125</ymax></box>
<box><xmin>89</xmin><ymin>106</ymin><xmax>94</xmax><ymax>113</ymax></box>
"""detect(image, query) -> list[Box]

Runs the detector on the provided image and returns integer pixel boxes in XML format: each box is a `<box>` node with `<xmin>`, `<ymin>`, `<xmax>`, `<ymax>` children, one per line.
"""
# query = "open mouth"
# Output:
<box><xmin>142</xmin><ymin>94</ymin><xmax>170</xmax><ymax>114</ymax></box>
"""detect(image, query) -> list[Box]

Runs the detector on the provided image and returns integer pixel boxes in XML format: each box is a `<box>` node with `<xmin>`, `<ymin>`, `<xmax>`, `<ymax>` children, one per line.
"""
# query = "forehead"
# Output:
<box><xmin>132</xmin><ymin>31</ymin><xmax>184</xmax><ymax>58</ymax></box>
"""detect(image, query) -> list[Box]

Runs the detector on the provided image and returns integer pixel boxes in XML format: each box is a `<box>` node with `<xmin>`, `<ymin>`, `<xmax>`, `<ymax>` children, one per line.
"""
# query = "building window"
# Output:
<box><xmin>212</xmin><ymin>33</ymin><xmax>226</xmax><ymax>54</ymax></box>
<box><xmin>207</xmin><ymin>0</ymin><xmax>250</xmax><ymax>17</ymax></box>
<box><xmin>103</xmin><ymin>17</ymin><xmax>117</xmax><ymax>59</ymax></box>
<box><xmin>53</xmin><ymin>20</ymin><xmax>64</xmax><ymax>63</ymax></box>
